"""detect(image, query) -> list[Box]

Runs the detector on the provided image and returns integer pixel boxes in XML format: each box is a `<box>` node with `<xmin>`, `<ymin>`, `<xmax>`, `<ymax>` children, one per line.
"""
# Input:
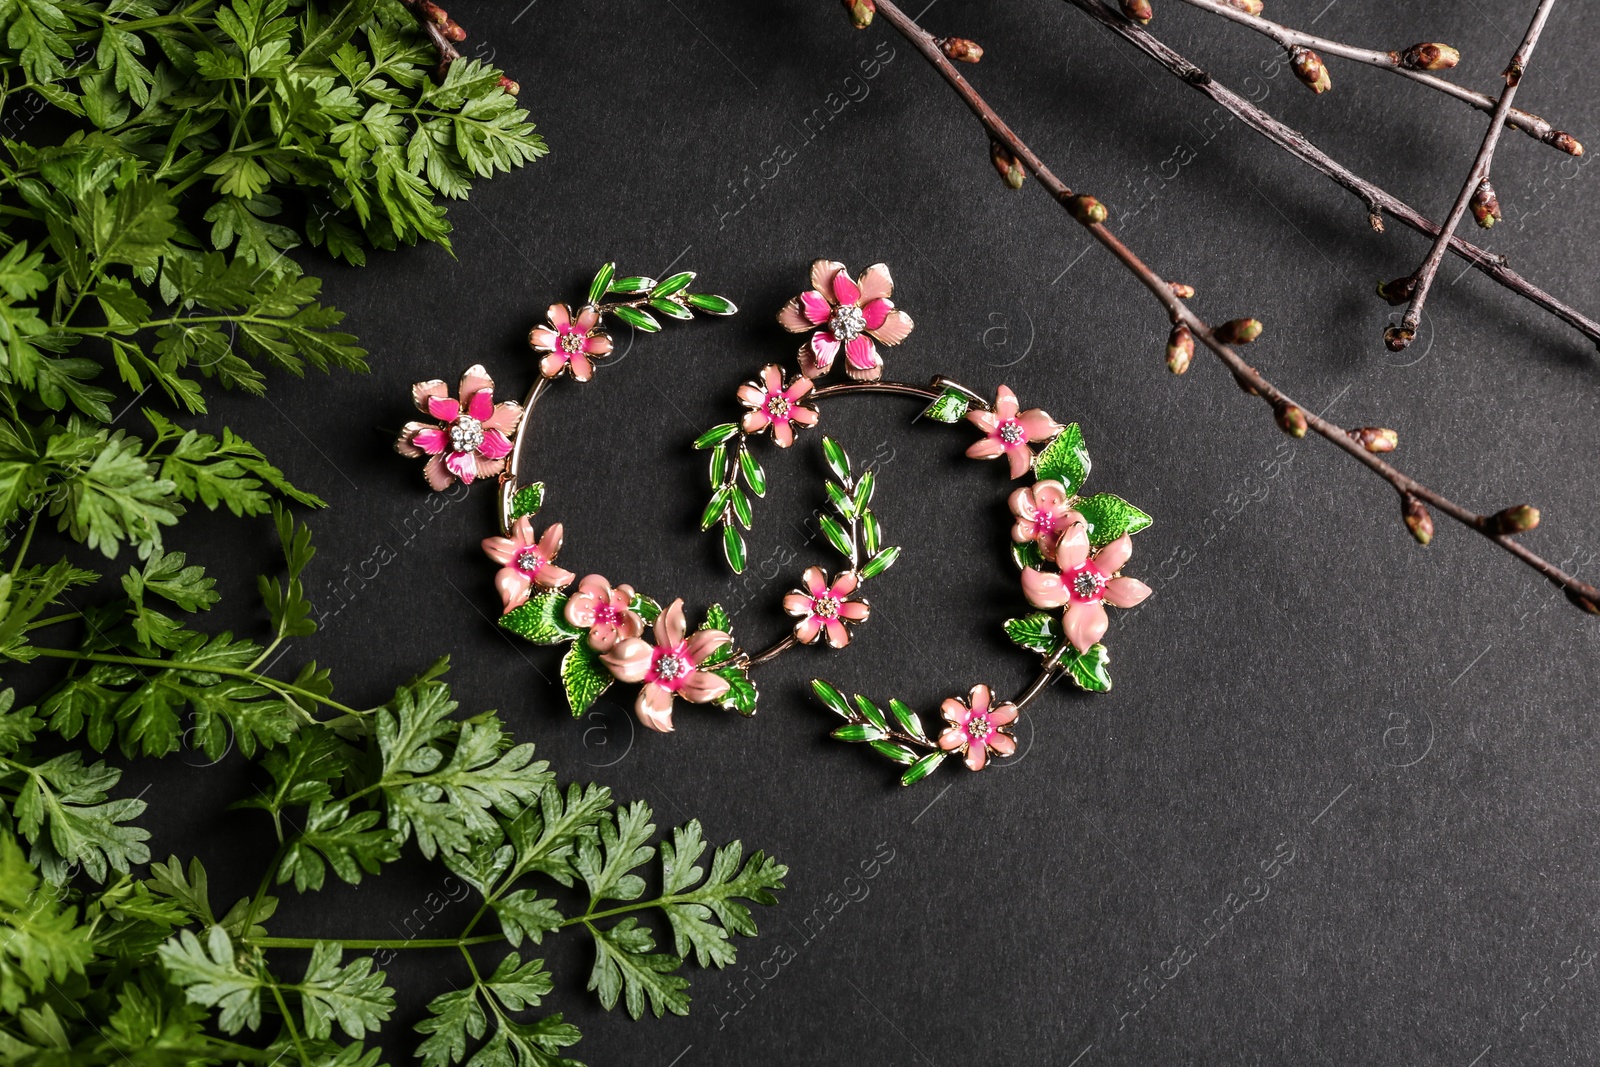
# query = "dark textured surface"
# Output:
<box><xmin>146</xmin><ymin>1</ymin><xmax>1600</xmax><ymax>1063</ymax></box>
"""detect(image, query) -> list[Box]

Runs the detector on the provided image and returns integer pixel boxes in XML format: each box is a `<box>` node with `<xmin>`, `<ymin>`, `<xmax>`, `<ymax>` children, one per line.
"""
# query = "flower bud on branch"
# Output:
<box><xmin>1488</xmin><ymin>504</ymin><xmax>1540</xmax><ymax>535</ymax></box>
<box><xmin>498</xmin><ymin>76</ymin><xmax>520</xmax><ymax>96</ymax></box>
<box><xmin>1470</xmin><ymin>179</ymin><xmax>1502</xmax><ymax>229</ymax></box>
<box><xmin>1348</xmin><ymin>427</ymin><xmax>1399</xmax><ymax>453</ymax></box>
<box><xmin>1551</xmin><ymin>132</ymin><xmax>1584</xmax><ymax>157</ymax></box>
<box><xmin>1222</xmin><ymin>0</ymin><xmax>1262</xmax><ymax>13</ymax></box>
<box><xmin>1567</xmin><ymin>587</ymin><xmax>1600</xmax><ymax>615</ymax></box>
<box><xmin>1120</xmin><ymin>0</ymin><xmax>1153</xmax><ymax>23</ymax></box>
<box><xmin>1068</xmin><ymin>193</ymin><xmax>1108</xmax><ymax>225</ymax></box>
<box><xmin>843</xmin><ymin>0</ymin><xmax>876</xmax><ymax>29</ymax></box>
<box><xmin>991</xmin><ymin>141</ymin><xmax>1025</xmax><ymax>188</ymax></box>
<box><xmin>1166</xmin><ymin>325</ymin><xmax>1193</xmax><ymax>374</ymax></box>
<box><xmin>1275</xmin><ymin>401</ymin><xmax>1308</xmax><ymax>438</ymax></box>
<box><xmin>1398</xmin><ymin>43</ymin><xmax>1460</xmax><ymax>71</ymax></box>
<box><xmin>1402</xmin><ymin>493</ymin><xmax>1434</xmax><ymax>546</ymax></box>
<box><xmin>1214</xmin><ymin>318</ymin><xmax>1263</xmax><ymax>344</ymax></box>
<box><xmin>1376</xmin><ymin>276</ymin><xmax>1415</xmax><ymax>306</ymax></box>
<box><xmin>937</xmin><ymin>37</ymin><xmax>984</xmax><ymax>62</ymax></box>
<box><xmin>1383</xmin><ymin>325</ymin><xmax>1415</xmax><ymax>352</ymax></box>
<box><xmin>1169</xmin><ymin>282</ymin><xmax>1196</xmax><ymax>298</ymax></box>
<box><xmin>1291</xmin><ymin>47</ymin><xmax>1331</xmax><ymax>94</ymax></box>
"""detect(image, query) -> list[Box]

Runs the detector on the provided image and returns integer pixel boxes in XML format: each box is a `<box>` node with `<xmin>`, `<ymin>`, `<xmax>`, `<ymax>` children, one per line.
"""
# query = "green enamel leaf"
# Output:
<box><xmin>649</xmin><ymin>296</ymin><xmax>693</xmax><ymax>320</ymax></box>
<box><xmin>821</xmin><ymin>436</ymin><xmax>851</xmax><ymax>484</ymax></box>
<box><xmin>499</xmin><ymin>593</ymin><xmax>581</xmax><ymax>644</ymax></box>
<box><xmin>650</xmin><ymin>271</ymin><xmax>695</xmax><ymax>298</ymax></box>
<box><xmin>609</xmin><ymin>275</ymin><xmax>656</xmax><ymax>294</ymax></box>
<box><xmin>1067</xmin><ymin>643</ymin><xmax>1112</xmax><ymax>692</ymax></box>
<box><xmin>722</xmin><ymin>524</ymin><xmax>746</xmax><ymax>574</ymax></box>
<box><xmin>920</xmin><ymin>389</ymin><xmax>970</xmax><ymax>423</ymax></box>
<box><xmin>695</xmin><ymin>423</ymin><xmax>740</xmax><ymax>450</ymax></box>
<box><xmin>869</xmin><ymin>740</ymin><xmax>918</xmax><ymax>765</ymax></box>
<box><xmin>1004</xmin><ymin>612</ymin><xmax>1061</xmax><ymax>656</ymax></box>
<box><xmin>817</xmin><ymin>514</ymin><xmax>852</xmax><ymax>558</ymax></box>
<box><xmin>508</xmin><ymin>482</ymin><xmax>545</xmax><ymax>522</ymax></box>
<box><xmin>738</xmin><ymin>449</ymin><xmax>766</xmax><ymax>497</ymax></box>
<box><xmin>630</xmin><ymin>593</ymin><xmax>662</xmax><ymax>624</ymax></box>
<box><xmin>852</xmin><ymin>695</ymin><xmax>889</xmax><ymax>732</ymax></box>
<box><xmin>831</xmin><ymin>723</ymin><xmax>886</xmax><ymax>743</ymax></box>
<box><xmin>729</xmin><ymin>486</ymin><xmax>753</xmax><ymax>530</ymax></box>
<box><xmin>708</xmin><ymin>443</ymin><xmax>729</xmax><ymax>486</ymax></box>
<box><xmin>824</xmin><ymin>481</ymin><xmax>853</xmax><ymax>519</ymax></box>
<box><xmin>861</xmin><ymin>511</ymin><xmax>882</xmax><ymax>556</ymax></box>
<box><xmin>900</xmin><ymin>751</ymin><xmax>947</xmax><ymax>786</ymax></box>
<box><xmin>714</xmin><ymin>665</ymin><xmax>758</xmax><ymax>716</ymax></box>
<box><xmin>1011</xmin><ymin>541</ymin><xmax>1046</xmax><ymax>571</ymax></box>
<box><xmin>811</xmin><ymin>679</ymin><xmax>851</xmax><ymax>720</ymax></box>
<box><xmin>1076</xmin><ymin>492</ymin><xmax>1153</xmax><ymax>549</ymax></box>
<box><xmin>859</xmin><ymin>546</ymin><xmax>899</xmax><ymax>580</ymax></box>
<box><xmin>1033</xmin><ymin>423</ymin><xmax>1091</xmax><ymax>495</ymax></box>
<box><xmin>561</xmin><ymin>642</ymin><xmax>611</xmax><ymax>717</ymax></box>
<box><xmin>703</xmin><ymin>603</ymin><xmax>732</xmax><ymax>633</ymax></box>
<box><xmin>889</xmin><ymin>699</ymin><xmax>928</xmax><ymax>742</ymax></box>
<box><xmin>700</xmin><ymin>487</ymin><xmax>731</xmax><ymax>530</ymax></box>
<box><xmin>611</xmin><ymin>305</ymin><xmax>661</xmax><ymax>333</ymax></box>
<box><xmin>587</xmin><ymin>262</ymin><xmax>615</xmax><ymax>306</ymax></box>
<box><xmin>685</xmin><ymin>292</ymin><xmax>738</xmax><ymax>316</ymax></box>
<box><xmin>852</xmin><ymin>469</ymin><xmax>874</xmax><ymax>512</ymax></box>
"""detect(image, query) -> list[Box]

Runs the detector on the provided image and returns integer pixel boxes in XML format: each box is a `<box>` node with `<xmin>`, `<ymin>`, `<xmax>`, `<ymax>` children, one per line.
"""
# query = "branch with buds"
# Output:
<box><xmin>1151</xmin><ymin>0</ymin><xmax>1580</xmax><ymax>155</ymax></box>
<box><xmin>846</xmin><ymin>0</ymin><xmax>1600</xmax><ymax>615</ymax></box>
<box><xmin>396</xmin><ymin>0</ymin><xmax>520</xmax><ymax>94</ymax></box>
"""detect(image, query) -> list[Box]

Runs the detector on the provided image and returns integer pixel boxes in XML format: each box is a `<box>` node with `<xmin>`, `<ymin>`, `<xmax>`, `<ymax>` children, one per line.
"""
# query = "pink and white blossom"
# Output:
<box><xmin>602</xmin><ymin>599</ymin><xmax>731</xmax><ymax>733</ymax></box>
<box><xmin>936</xmin><ymin>684</ymin><xmax>1018</xmax><ymax>771</ymax></box>
<box><xmin>738</xmin><ymin>364</ymin><xmax>820</xmax><ymax>447</ymax></box>
<box><xmin>481</xmin><ymin>519</ymin><xmax>576</xmax><ymax>613</ymax></box>
<box><xmin>1021</xmin><ymin>530</ymin><xmax>1152</xmax><ymax>654</ymax></box>
<box><xmin>396</xmin><ymin>365</ymin><xmax>522</xmax><ymax>491</ymax></box>
<box><xmin>965</xmin><ymin>385</ymin><xmax>1063</xmax><ymax>479</ymax></box>
<box><xmin>777</xmin><ymin>260</ymin><xmax>915</xmax><ymax>381</ymax></box>
<box><xmin>1009</xmin><ymin>480</ymin><xmax>1079</xmax><ymax>559</ymax></box>
<box><xmin>528</xmin><ymin>302</ymin><xmax>614</xmax><ymax>382</ymax></box>
<box><xmin>563</xmin><ymin>574</ymin><xmax>644</xmax><ymax>652</ymax></box>
<box><xmin>782</xmin><ymin>567</ymin><xmax>870</xmax><ymax>648</ymax></box>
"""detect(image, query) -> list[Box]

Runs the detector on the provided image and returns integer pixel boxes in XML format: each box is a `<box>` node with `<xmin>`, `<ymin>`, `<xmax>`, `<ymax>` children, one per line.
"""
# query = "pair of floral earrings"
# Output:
<box><xmin>394</xmin><ymin>260</ymin><xmax>1152</xmax><ymax>785</ymax></box>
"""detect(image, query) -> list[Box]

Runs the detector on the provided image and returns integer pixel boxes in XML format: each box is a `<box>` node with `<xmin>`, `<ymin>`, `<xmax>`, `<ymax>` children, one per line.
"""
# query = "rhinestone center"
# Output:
<box><xmin>450</xmin><ymin>415</ymin><xmax>484</xmax><ymax>453</ymax></box>
<box><xmin>813</xmin><ymin>595</ymin><xmax>841</xmax><ymax>619</ymax></box>
<box><xmin>655</xmin><ymin>652</ymin><xmax>688</xmax><ymax>681</ymax></box>
<box><xmin>1072</xmin><ymin>566</ymin><xmax>1105</xmax><ymax>600</ymax></box>
<box><xmin>559</xmin><ymin>330</ymin><xmax>586</xmax><ymax>355</ymax></box>
<box><xmin>998</xmin><ymin>420</ymin><xmax>1025</xmax><ymax>446</ymax></box>
<box><xmin>515</xmin><ymin>549</ymin><xmax>543</xmax><ymax>575</ymax></box>
<box><xmin>830</xmin><ymin>304</ymin><xmax>866</xmax><ymax>342</ymax></box>
<box><xmin>766</xmin><ymin>395</ymin><xmax>791</xmax><ymax>420</ymax></box>
<box><xmin>967</xmin><ymin>714</ymin><xmax>993</xmax><ymax>742</ymax></box>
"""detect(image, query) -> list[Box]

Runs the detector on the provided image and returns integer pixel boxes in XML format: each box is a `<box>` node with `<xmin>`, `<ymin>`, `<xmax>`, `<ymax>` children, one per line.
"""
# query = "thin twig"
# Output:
<box><xmin>1173</xmin><ymin>0</ymin><xmax>1581</xmax><ymax>154</ymax></box>
<box><xmin>1392</xmin><ymin>0</ymin><xmax>1559</xmax><ymax>351</ymax></box>
<box><xmin>1062</xmin><ymin>0</ymin><xmax>1600</xmax><ymax>350</ymax></box>
<box><xmin>865</xmin><ymin>0</ymin><xmax>1600</xmax><ymax>614</ymax></box>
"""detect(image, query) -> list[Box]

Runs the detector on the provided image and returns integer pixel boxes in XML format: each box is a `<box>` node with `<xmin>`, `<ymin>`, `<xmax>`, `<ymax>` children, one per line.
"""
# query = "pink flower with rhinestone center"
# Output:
<box><xmin>395</xmin><ymin>365</ymin><xmax>523</xmax><ymax>491</ymax></box>
<box><xmin>482</xmin><ymin>519</ymin><xmax>576</xmax><ymax>614</ymax></box>
<box><xmin>936</xmin><ymin>685</ymin><xmax>1019</xmax><ymax>772</ymax></box>
<box><xmin>739</xmin><ymin>364</ymin><xmax>819</xmax><ymax>447</ymax></box>
<box><xmin>783</xmin><ymin>567</ymin><xmax>870</xmax><ymax>648</ymax></box>
<box><xmin>602</xmin><ymin>599</ymin><xmax>732</xmax><ymax>733</ymax></box>
<box><xmin>776</xmin><ymin>260</ymin><xmax>915</xmax><ymax>382</ymax></box>
<box><xmin>1021</xmin><ymin>528</ymin><xmax>1153</xmax><ymax>654</ymax></box>
<box><xmin>966</xmin><ymin>385</ymin><xmax>1064</xmax><ymax>480</ymax></box>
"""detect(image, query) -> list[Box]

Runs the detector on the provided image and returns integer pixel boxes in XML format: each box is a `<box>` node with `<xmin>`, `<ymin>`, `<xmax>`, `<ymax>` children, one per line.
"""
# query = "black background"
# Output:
<box><xmin>130</xmin><ymin>0</ymin><xmax>1600</xmax><ymax>1064</ymax></box>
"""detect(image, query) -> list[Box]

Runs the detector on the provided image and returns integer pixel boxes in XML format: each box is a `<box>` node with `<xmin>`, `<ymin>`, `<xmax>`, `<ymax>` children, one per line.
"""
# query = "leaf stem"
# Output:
<box><xmin>8</xmin><ymin>512</ymin><xmax>38</xmax><ymax>577</ymax></box>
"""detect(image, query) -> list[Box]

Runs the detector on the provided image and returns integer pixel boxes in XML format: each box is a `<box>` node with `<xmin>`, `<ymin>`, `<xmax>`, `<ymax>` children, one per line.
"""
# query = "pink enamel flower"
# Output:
<box><xmin>738</xmin><ymin>364</ymin><xmax>820</xmax><ymax>447</ymax></box>
<box><xmin>783</xmin><ymin>567</ymin><xmax>870</xmax><ymax>648</ymax></box>
<box><xmin>528</xmin><ymin>302</ymin><xmax>614</xmax><ymax>382</ymax></box>
<box><xmin>563</xmin><ymin>574</ymin><xmax>644</xmax><ymax>652</ymax></box>
<box><xmin>602</xmin><ymin>599</ymin><xmax>731</xmax><ymax>733</ymax></box>
<box><xmin>396</xmin><ymin>365</ymin><xmax>522</xmax><ymax>491</ymax></box>
<box><xmin>1021</xmin><ymin>528</ymin><xmax>1152</xmax><ymax>654</ymax></box>
<box><xmin>1010</xmin><ymin>480</ymin><xmax>1079</xmax><ymax>560</ymax></box>
<box><xmin>966</xmin><ymin>385</ymin><xmax>1063</xmax><ymax>479</ymax></box>
<box><xmin>481</xmin><ymin>519</ymin><xmax>577</xmax><ymax>614</ymax></box>
<box><xmin>936</xmin><ymin>684</ymin><xmax>1018</xmax><ymax>771</ymax></box>
<box><xmin>777</xmin><ymin>260</ymin><xmax>914</xmax><ymax>381</ymax></box>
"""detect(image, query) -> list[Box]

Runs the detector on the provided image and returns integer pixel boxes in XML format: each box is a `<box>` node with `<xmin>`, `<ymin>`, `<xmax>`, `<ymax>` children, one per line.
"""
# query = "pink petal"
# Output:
<box><xmin>412</xmin><ymin>379</ymin><xmax>448</xmax><ymax>414</ymax></box>
<box><xmin>778</xmin><ymin>298</ymin><xmax>814</xmax><ymax>333</ymax></box>
<box><xmin>495</xmin><ymin>567</ymin><xmax>533</xmax><ymax>613</ymax></box>
<box><xmin>989</xmin><ymin>733</ymin><xmax>1017</xmax><ymax>757</ymax></box>
<box><xmin>938</xmin><ymin>727</ymin><xmax>967</xmax><ymax>752</ymax></box>
<box><xmin>799</xmin><ymin>290</ymin><xmax>832</xmax><ymax>325</ymax></box>
<box><xmin>411</xmin><ymin>426</ymin><xmax>447</xmax><ymax>455</ymax></box>
<box><xmin>1006</xmin><ymin>446</ymin><xmax>1033</xmax><ymax>479</ymax></box>
<box><xmin>829</xmin><ymin>572</ymin><xmax>859</xmax><ymax>597</ymax></box>
<box><xmin>784</xmin><ymin>376</ymin><xmax>814</xmax><ymax>401</ymax></box>
<box><xmin>1009</xmin><ymin>486</ymin><xmax>1039</xmax><ymax>523</ymax></box>
<box><xmin>1104</xmin><ymin>576</ymin><xmax>1152</xmax><ymax>608</ymax></box>
<box><xmin>482</xmin><ymin>535</ymin><xmax>517</xmax><ymax>566</ymax></box>
<box><xmin>772</xmin><ymin>420</ymin><xmax>794</xmax><ymax>447</ymax></box>
<box><xmin>528</xmin><ymin>327</ymin><xmax>558</xmax><ymax>351</ymax></box>
<box><xmin>603</xmin><ymin>638</ymin><xmax>653</xmax><ymax>683</ymax></box>
<box><xmin>994</xmin><ymin>386</ymin><xmax>1019</xmax><ymax>420</ymax></box>
<box><xmin>868</xmin><ymin>307</ymin><xmax>914</xmax><ymax>346</ymax></box>
<box><xmin>1019</xmin><ymin>409</ymin><xmax>1062</xmax><ymax>442</ymax></box>
<box><xmin>474</xmin><ymin>454</ymin><xmax>506</xmax><ymax>481</ymax></box>
<box><xmin>965</xmin><ymin>744</ymin><xmax>988</xmax><ymax>772</ymax></box>
<box><xmin>678</xmin><ymin>669</ymin><xmax>731</xmax><ymax>704</ymax></box>
<box><xmin>830</xmin><ymin>269</ymin><xmax>860</xmax><ymax>306</ymax></box>
<box><xmin>1066</xmin><ymin>601</ymin><xmax>1109</xmax><ymax>654</ymax></box>
<box><xmin>423</xmin><ymin>454</ymin><xmax>454</xmax><ymax>491</ymax></box>
<box><xmin>810</xmin><ymin>331</ymin><xmax>840</xmax><ymax>372</ymax></box>
<box><xmin>484</xmin><ymin>402</ymin><xmax>522</xmax><ymax>434</ymax></box>
<box><xmin>940</xmin><ymin>698</ymin><xmax>969</xmax><ymax>726</ymax></box>
<box><xmin>565</xmin><ymin>591</ymin><xmax>599</xmax><ymax>628</ymax></box>
<box><xmin>783</xmin><ymin>593</ymin><xmax>813</xmax><ymax>617</ymax></box>
<box><xmin>1021</xmin><ymin>568</ymin><xmax>1069</xmax><ymax>609</ymax></box>
<box><xmin>967</xmin><ymin>410</ymin><xmax>999</xmax><ymax>434</ymax></box>
<box><xmin>798</xmin><ymin>341</ymin><xmax>825</xmax><ymax>379</ymax></box>
<box><xmin>635</xmin><ymin>684</ymin><xmax>675</xmax><ymax>732</ymax></box>
<box><xmin>860</xmin><ymin>297</ymin><xmax>891</xmax><ymax>331</ymax></box>
<box><xmin>789</xmin><ymin>406</ymin><xmax>819</xmax><ymax>427</ymax></box>
<box><xmin>742</xmin><ymin>410</ymin><xmax>771</xmax><ymax>434</ymax></box>
<box><xmin>585</xmin><ymin>333</ymin><xmax>613</xmax><ymax>356</ymax></box>
<box><xmin>685</xmin><ymin>629</ymin><xmax>729</xmax><ymax>666</ymax></box>
<box><xmin>794</xmin><ymin>616</ymin><xmax>823</xmax><ymax>644</ymax></box>
<box><xmin>547</xmin><ymin>303</ymin><xmax>571</xmax><ymax>328</ymax></box>
<box><xmin>478</xmin><ymin>429</ymin><xmax>512</xmax><ymax>460</ymax></box>
<box><xmin>511</xmin><ymin>516</ymin><xmax>536</xmax><ymax>545</ymax></box>
<box><xmin>803</xmin><ymin>566</ymin><xmax>828</xmax><ymax>597</ymax></box>
<box><xmin>858</xmin><ymin>263</ymin><xmax>894</xmax><ymax>303</ymax></box>
<box><xmin>427</xmin><ymin>396</ymin><xmax>460</xmax><ymax>421</ymax></box>
<box><xmin>569</xmin><ymin>352</ymin><xmax>594</xmax><ymax>382</ymax></box>
<box><xmin>539</xmin><ymin>353</ymin><xmax>567</xmax><ymax>378</ymax></box>
<box><xmin>537</xmin><ymin>524</ymin><xmax>564</xmax><ymax>559</ymax></box>
<box><xmin>1034</xmin><ymin>481</ymin><xmax>1068</xmax><ymax>512</ymax></box>
<box><xmin>738</xmin><ymin>383</ymin><xmax>765</xmax><ymax>409</ymax></box>
<box><xmin>761</xmin><ymin>364</ymin><xmax>783</xmax><ymax>392</ymax></box>
<box><xmin>576</xmin><ymin>307</ymin><xmax>599</xmax><ymax>331</ymax></box>
<box><xmin>1057</xmin><ymin>524</ymin><xmax>1090</xmax><ymax>569</ymax></box>
<box><xmin>1012</xmin><ymin>520</ymin><xmax>1036</xmax><ymax>545</ymax></box>
<box><xmin>656</xmin><ymin>599</ymin><xmax>687</xmax><ymax>648</ymax></box>
<box><xmin>838</xmin><ymin>600</ymin><xmax>870</xmax><ymax>621</ymax></box>
<box><xmin>989</xmin><ymin>704</ymin><xmax>1019</xmax><ymax>727</ymax></box>
<box><xmin>1096</xmin><ymin>535</ymin><xmax>1134</xmax><ymax>574</ymax></box>
<box><xmin>445</xmin><ymin>451</ymin><xmax>477</xmax><ymax>483</ymax></box>
<box><xmin>843</xmin><ymin>335</ymin><xmax>877</xmax><ymax>371</ymax></box>
<box><xmin>586</xmin><ymin>625</ymin><xmax>620</xmax><ymax>654</ymax></box>
<box><xmin>459</xmin><ymin>364</ymin><xmax>493</xmax><ymax>403</ymax></box>
<box><xmin>966</xmin><ymin>439</ymin><xmax>1005</xmax><ymax>460</ymax></box>
<box><xmin>968</xmin><ymin>684</ymin><xmax>992</xmax><ymax>713</ymax></box>
<box><xmin>810</xmin><ymin>259</ymin><xmax>847</xmax><ymax>298</ymax></box>
<box><xmin>823</xmin><ymin>620</ymin><xmax>850</xmax><ymax>648</ymax></box>
<box><xmin>535</xmin><ymin>564</ymin><xmax>575</xmax><ymax>590</ymax></box>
